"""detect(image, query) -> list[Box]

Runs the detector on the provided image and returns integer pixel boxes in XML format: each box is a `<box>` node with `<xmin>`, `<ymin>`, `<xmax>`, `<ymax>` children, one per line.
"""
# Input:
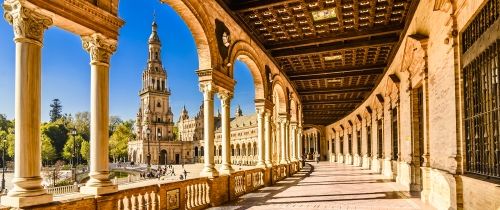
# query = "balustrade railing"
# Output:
<box><xmin>45</xmin><ymin>183</ymin><xmax>82</xmax><ymax>195</ymax></box>
<box><xmin>1</xmin><ymin>162</ymin><xmax>301</xmax><ymax>209</ymax></box>
<box><xmin>185</xmin><ymin>179</ymin><xmax>210</xmax><ymax>209</ymax></box>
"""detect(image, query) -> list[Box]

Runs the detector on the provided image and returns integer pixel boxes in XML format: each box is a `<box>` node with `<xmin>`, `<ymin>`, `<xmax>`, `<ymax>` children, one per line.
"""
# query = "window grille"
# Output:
<box><xmin>392</xmin><ymin>108</ymin><xmax>399</xmax><ymax>160</ymax></box>
<box><xmin>462</xmin><ymin>0</ymin><xmax>500</xmax><ymax>53</ymax></box>
<box><xmin>357</xmin><ymin>130</ymin><xmax>361</xmax><ymax>155</ymax></box>
<box><xmin>464</xmin><ymin>40</ymin><xmax>500</xmax><ymax>178</ymax></box>
<box><xmin>377</xmin><ymin>119</ymin><xmax>383</xmax><ymax>158</ymax></box>
<box><xmin>367</xmin><ymin>125</ymin><xmax>372</xmax><ymax>157</ymax></box>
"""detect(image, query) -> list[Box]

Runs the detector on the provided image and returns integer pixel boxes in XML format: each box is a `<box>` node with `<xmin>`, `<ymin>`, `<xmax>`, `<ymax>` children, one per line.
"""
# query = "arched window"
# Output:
<box><xmin>157</xmin><ymin>102</ymin><xmax>161</xmax><ymax>107</ymax></box>
<box><xmin>155</xmin><ymin>52</ymin><xmax>158</xmax><ymax>59</ymax></box>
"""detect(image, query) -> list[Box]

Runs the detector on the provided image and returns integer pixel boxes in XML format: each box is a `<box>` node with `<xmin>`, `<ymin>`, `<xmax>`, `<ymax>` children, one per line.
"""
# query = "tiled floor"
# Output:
<box><xmin>210</xmin><ymin>162</ymin><xmax>434</xmax><ymax>210</ymax></box>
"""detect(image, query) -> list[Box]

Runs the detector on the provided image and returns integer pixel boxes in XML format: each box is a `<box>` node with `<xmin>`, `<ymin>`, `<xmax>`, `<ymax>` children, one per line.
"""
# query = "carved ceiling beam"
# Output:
<box><xmin>289</xmin><ymin>64</ymin><xmax>385</xmax><ymax>80</ymax></box>
<box><xmin>301</xmin><ymin>99</ymin><xmax>363</xmax><ymax>105</ymax></box>
<box><xmin>298</xmin><ymin>85</ymin><xmax>373</xmax><ymax>95</ymax></box>
<box><xmin>267</xmin><ymin>27</ymin><xmax>402</xmax><ymax>50</ymax></box>
<box><xmin>230</xmin><ymin>0</ymin><xmax>299</xmax><ymax>12</ymax></box>
<box><xmin>272</xmin><ymin>36</ymin><xmax>398</xmax><ymax>57</ymax></box>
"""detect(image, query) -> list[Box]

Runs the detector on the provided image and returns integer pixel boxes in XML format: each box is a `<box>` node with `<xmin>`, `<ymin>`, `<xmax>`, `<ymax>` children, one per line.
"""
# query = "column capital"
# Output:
<box><xmin>3</xmin><ymin>0</ymin><xmax>52</xmax><ymax>44</ymax></box>
<box><xmin>199</xmin><ymin>81</ymin><xmax>216</xmax><ymax>97</ymax></box>
<box><xmin>82</xmin><ymin>33</ymin><xmax>117</xmax><ymax>65</ymax></box>
<box><xmin>217</xmin><ymin>90</ymin><xmax>233</xmax><ymax>104</ymax></box>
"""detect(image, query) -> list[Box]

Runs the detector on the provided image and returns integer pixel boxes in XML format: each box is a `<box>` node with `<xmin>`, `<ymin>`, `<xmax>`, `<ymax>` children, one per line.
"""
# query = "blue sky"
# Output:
<box><xmin>0</xmin><ymin>0</ymin><xmax>255</xmax><ymax>122</ymax></box>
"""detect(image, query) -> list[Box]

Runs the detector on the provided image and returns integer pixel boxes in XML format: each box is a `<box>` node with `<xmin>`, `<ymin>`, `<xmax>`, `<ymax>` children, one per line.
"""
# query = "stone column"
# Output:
<box><xmin>284</xmin><ymin>120</ymin><xmax>290</xmax><ymax>163</ymax></box>
<box><xmin>218</xmin><ymin>91</ymin><xmax>234</xmax><ymax>174</ymax></box>
<box><xmin>80</xmin><ymin>33</ymin><xmax>117</xmax><ymax>195</ymax></box>
<box><xmin>297</xmin><ymin>127</ymin><xmax>303</xmax><ymax>160</ymax></box>
<box><xmin>279</xmin><ymin>118</ymin><xmax>287</xmax><ymax>164</ymax></box>
<box><xmin>256</xmin><ymin>107</ymin><xmax>266</xmax><ymax>167</ymax></box>
<box><xmin>264</xmin><ymin>112</ymin><xmax>273</xmax><ymax>167</ymax></box>
<box><xmin>290</xmin><ymin>123</ymin><xmax>297</xmax><ymax>161</ymax></box>
<box><xmin>199</xmin><ymin>82</ymin><xmax>218</xmax><ymax>177</ymax></box>
<box><xmin>1</xmin><ymin>2</ymin><xmax>53</xmax><ymax>207</ymax></box>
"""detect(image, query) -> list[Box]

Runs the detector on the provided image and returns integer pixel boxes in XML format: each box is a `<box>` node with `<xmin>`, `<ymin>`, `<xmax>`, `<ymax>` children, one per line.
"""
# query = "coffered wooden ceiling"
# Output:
<box><xmin>218</xmin><ymin>0</ymin><xmax>418</xmax><ymax>125</ymax></box>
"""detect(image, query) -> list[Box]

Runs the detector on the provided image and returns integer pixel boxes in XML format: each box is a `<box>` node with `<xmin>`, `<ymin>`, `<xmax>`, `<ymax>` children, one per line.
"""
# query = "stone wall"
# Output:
<box><xmin>326</xmin><ymin>0</ymin><xmax>500</xmax><ymax>209</ymax></box>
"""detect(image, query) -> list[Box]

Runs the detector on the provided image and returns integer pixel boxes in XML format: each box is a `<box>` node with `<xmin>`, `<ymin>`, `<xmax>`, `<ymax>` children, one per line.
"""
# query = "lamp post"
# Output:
<box><xmin>157</xmin><ymin>131</ymin><xmax>162</xmax><ymax>177</ymax></box>
<box><xmin>146</xmin><ymin>128</ymin><xmax>151</xmax><ymax>175</ymax></box>
<box><xmin>71</xmin><ymin>128</ymin><xmax>77</xmax><ymax>183</ymax></box>
<box><xmin>1</xmin><ymin>137</ymin><xmax>6</xmax><ymax>193</ymax></box>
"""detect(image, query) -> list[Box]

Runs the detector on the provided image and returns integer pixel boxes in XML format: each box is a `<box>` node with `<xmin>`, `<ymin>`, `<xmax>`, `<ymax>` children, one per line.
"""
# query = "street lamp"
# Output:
<box><xmin>146</xmin><ymin>128</ymin><xmax>151</xmax><ymax>175</ymax></box>
<box><xmin>1</xmin><ymin>137</ymin><xmax>6</xmax><ymax>193</ymax></box>
<box><xmin>157</xmin><ymin>131</ymin><xmax>162</xmax><ymax>176</ymax></box>
<box><xmin>71</xmin><ymin>128</ymin><xmax>77</xmax><ymax>183</ymax></box>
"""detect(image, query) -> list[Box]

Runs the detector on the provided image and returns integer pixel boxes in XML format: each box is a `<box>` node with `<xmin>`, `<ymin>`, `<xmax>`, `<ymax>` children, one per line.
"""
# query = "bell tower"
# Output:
<box><xmin>136</xmin><ymin>20</ymin><xmax>175</xmax><ymax>143</ymax></box>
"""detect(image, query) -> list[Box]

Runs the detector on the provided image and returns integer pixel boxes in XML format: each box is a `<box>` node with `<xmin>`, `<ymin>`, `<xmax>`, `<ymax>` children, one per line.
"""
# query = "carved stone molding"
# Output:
<box><xmin>433</xmin><ymin>0</ymin><xmax>452</xmax><ymax>12</ymax></box>
<box><xmin>199</xmin><ymin>81</ymin><xmax>216</xmax><ymax>99</ymax></box>
<box><xmin>81</xmin><ymin>33</ymin><xmax>117</xmax><ymax>65</ymax></box>
<box><xmin>3</xmin><ymin>0</ymin><xmax>52</xmax><ymax>43</ymax></box>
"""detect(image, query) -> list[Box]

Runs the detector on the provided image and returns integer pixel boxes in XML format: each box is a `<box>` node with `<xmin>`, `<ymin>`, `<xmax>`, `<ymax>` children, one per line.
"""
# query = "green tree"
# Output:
<box><xmin>49</xmin><ymin>99</ymin><xmax>63</xmax><ymax>122</ymax></box>
<box><xmin>41</xmin><ymin>134</ymin><xmax>57</xmax><ymax>166</ymax></box>
<box><xmin>62</xmin><ymin>134</ymin><xmax>84</xmax><ymax>162</ymax></box>
<box><xmin>73</xmin><ymin>112</ymin><xmax>90</xmax><ymax>140</ymax></box>
<box><xmin>80</xmin><ymin>140</ymin><xmax>90</xmax><ymax>162</ymax></box>
<box><xmin>109</xmin><ymin>123</ymin><xmax>133</xmax><ymax>162</ymax></box>
<box><xmin>41</xmin><ymin>121</ymin><xmax>68</xmax><ymax>156</ymax></box>
<box><xmin>109</xmin><ymin>115</ymin><xmax>123</xmax><ymax>135</ymax></box>
<box><xmin>0</xmin><ymin>114</ymin><xmax>13</xmax><ymax>131</ymax></box>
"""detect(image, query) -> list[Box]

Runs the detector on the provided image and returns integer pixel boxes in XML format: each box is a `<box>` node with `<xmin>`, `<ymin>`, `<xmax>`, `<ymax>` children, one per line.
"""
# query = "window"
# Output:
<box><xmin>357</xmin><ymin>130</ymin><xmax>361</xmax><ymax>155</ymax></box>
<box><xmin>348</xmin><ymin>133</ymin><xmax>352</xmax><ymax>155</ymax></box>
<box><xmin>331</xmin><ymin>137</ymin><xmax>335</xmax><ymax>154</ymax></box>
<box><xmin>367</xmin><ymin>124</ymin><xmax>372</xmax><ymax>157</ymax></box>
<box><xmin>392</xmin><ymin>108</ymin><xmax>399</xmax><ymax>160</ymax></box>
<box><xmin>377</xmin><ymin>119</ymin><xmax>383</xmax><ymax>158</ymax></box>
<box><xmin>340</xmin><ymin>136</ymin><xmax>344</xmax><ymax>154</ymax></box>
<box><xmin>463</xmin><ymin>0</ymin><xmax>500</xmax><ymax>179</ymax></box>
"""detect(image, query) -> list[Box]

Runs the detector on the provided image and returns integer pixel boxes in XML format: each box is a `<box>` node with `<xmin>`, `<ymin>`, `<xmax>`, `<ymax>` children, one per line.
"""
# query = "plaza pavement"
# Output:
<box><xmin>211</xmin><ymin>162</ymin><xmax>435</xmax><ymax>210</ymax></box>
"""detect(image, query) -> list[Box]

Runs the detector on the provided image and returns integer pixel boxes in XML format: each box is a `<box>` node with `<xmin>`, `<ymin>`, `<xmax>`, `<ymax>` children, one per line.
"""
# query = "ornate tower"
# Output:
<box><xmin>136</xmin><ymin>20</ymin><xmax>175</xmax><ymax>142</ymax></box>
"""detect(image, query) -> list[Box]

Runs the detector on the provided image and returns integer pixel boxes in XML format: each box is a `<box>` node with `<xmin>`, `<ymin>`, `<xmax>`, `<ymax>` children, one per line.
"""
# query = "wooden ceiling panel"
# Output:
<box><xmin>220</xmin><ymin>0</ymin><xmax>418</xmax><ymax>125</ymax></box>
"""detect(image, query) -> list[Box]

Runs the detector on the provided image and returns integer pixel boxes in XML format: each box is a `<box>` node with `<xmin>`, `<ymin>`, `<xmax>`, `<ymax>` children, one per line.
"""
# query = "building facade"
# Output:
<box><xmin>177</xmin><ymin>105</ymin><xmax>260</xmax><ymax>165</ymax></box>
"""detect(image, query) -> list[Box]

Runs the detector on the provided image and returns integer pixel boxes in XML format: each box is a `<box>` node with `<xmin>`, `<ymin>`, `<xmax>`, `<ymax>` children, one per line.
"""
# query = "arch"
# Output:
<box><xmin>272</xmin><ymin>81</ymin><xmax>288</xmax><ymax>114</ymax></box>
<box><xmin>200</xmin><ymin>146</ymin><xmax>204</xmax><ymax>156</ymax></box>
<box><xmin>290</xmin><ymin>99</ymin><xmax>298</xmax><ymax>123</ymax></box>
<box><xmin>160</xmin><ymin>149</ymin><xmax>167</xmax><ymax>165</ymax></box>
<box><xmin>194</xmin><ymin>146</ymin><xmax>198</xmax><ymax>156</ymax></box>
<box><xmin>218</xmin><ymin>145</ymin><xmax>222</xmax><ymax>156</ymax></box>
<box><xmin>228</xmin><ymin>41</ymin><xmax>267</xmax><ymax>100</ymax></box>
<box><xmin>160</xmin><ymin>0</ymin><xmax>217</xmax><ymax>70</ymax></box>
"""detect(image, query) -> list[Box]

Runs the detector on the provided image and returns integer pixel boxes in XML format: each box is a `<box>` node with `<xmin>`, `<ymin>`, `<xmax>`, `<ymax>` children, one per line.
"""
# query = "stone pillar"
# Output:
<box><xmin>297</xmin><ymin>127</ymin><xmax>303</xmax><ymax>160</ymax></box>
<box><xmin>80</xmin><ymin>33</ymin><xmax>118</xmax><ymax>195</ymax></box>
<box><xmin>279</xmin><ymin>118</ymin><xmax>287</xmax><ymax>164</ymax></box>
<box><xmin>199</xmin><ymin>82</ymin><xmax>218</xmax><ymax>177</ymax></box>
<box><xmin>264</xmin><ymin>112</ymin><xmax>273</xmax><ymax>167</ymax></box>
<box><xmin>284</xmin><ymin>120</ymin><xmax>290</xmax><ymax>163</ymax></box>
<box><xmin>218</xmin><ymin>91</ymin><xmax>234</xmax><ymax>174</ymax></box>
<box><xmin>256</xmin><ymin>107</ymin><xmax>266</xmax><ymax>168</ymax></box>
<box><xmin>290</xmin><ymin>123</ymin><xmax>297</xmax><ymax>161</ymax></box>
<box><xmin>1</xmin><ymin>2</ymin><xmax>53</xmax><ymax>207</ymax></box>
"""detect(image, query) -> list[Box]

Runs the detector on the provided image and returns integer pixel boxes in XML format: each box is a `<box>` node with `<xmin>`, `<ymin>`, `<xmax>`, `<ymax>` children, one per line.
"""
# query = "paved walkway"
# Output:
<box><xmin>211</xmin><ymin>162</ymin><xmax>434</xmax><ymax>210</ymax></box>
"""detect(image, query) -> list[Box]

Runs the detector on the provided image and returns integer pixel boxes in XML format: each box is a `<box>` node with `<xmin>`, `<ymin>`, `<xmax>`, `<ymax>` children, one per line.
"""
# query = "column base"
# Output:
<box><xmin>80</xmin><ymin>184</ymin><xmax>117</xmax><ymax>195</ymax></box>
<box><xmin>1</xmin><ymin>193</ymin><xmax>52</xmax><ymax>208</ymax></box>
<box><xmin>280</xmin><ymin>160</ymin><xmax>288</xmax><ymax>165</ymax></box>
<box><xmin>219</xmin><ymin>164</ymin><xmax>235</xmax><ymax>175</ymax></box>
<box><xmin>200</xmin><ymin>166</ymin><xmax>219</xmax><ymax>178</ymax></box>
<box><xmin>256</xmin><ymin>162</ymin><xmax>267</xmax><ymax>168</ymax></box>
<box><xmin>265</xmin><ymin>161</ymin><xmax>273</xmax><ymax>168</ymax></box>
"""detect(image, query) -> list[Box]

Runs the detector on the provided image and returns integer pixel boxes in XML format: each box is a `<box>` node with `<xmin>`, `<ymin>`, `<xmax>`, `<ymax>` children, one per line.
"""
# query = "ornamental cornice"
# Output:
<box><xmin>82</xmin><ymin>33</ymin><xmax>116</xmax><ymax>64</ymax></box>
<box><xmin>3</xmin><ymin>0</ymin><xmax>52</xmax><ymax>43</ymax></box>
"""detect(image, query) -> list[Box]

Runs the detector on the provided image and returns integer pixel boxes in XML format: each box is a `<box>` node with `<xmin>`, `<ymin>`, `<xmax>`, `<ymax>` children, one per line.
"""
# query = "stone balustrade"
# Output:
<box><xmin>0</xmin><ymin>162</ymin><xmax>300</xmax><ymax>210</ymax></box>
